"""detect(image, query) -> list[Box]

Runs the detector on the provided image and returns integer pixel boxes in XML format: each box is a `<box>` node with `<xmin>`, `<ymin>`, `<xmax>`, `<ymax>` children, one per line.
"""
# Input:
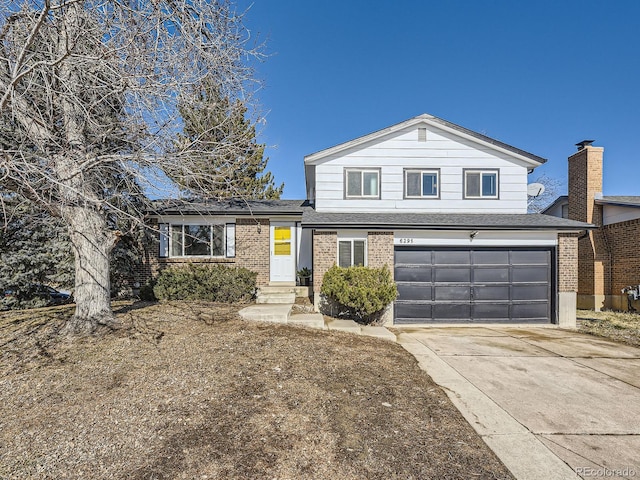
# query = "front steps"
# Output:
<box><xmin>256</xmin><ymin>285</ymin><xmax>310</xmax><ymax>304</ymax></box>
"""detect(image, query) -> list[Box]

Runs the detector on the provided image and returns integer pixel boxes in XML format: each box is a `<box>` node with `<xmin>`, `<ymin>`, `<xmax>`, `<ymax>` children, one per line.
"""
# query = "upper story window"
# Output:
<box><xmin>345</xmin><ymin>168</ymin><xmax>380</xmax><ymax>199</ymax></box>
<box><xmin>405</xmin><ymin>169</ymin><xmax>439</xmax><ymax>198</ymax></box>
<box><xmin>338</xmin><ymin>239</ymin><xmax>366</xmax><ymax>267</ymax></box>
<box><xmin>170</xmin><ymin>224</ymin><xmax>225</xmax><ymax>257</ymax></box>
<box><xmin>464</xmin><ymin>169</ymin><xmax>499</xmax><ymax>199</ymax></box>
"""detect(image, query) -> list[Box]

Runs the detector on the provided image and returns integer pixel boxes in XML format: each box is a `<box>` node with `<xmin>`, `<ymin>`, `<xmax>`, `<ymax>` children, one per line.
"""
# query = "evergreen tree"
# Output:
<box><xmin>173</xmin><ymin>81</ymin><xmax>284</xmax><ymax>200</ymax></box>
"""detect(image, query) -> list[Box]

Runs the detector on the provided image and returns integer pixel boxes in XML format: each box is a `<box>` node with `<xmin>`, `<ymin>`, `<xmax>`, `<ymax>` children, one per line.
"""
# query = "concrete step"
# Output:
<box><xmin>239</xmin><ymin>304</ymin><xmax>292</xmax><ymax>323</ymax></box>
<box><xmin>256</xmin><ymin>292</ymin><xmax>296</xmax><ymax>304</ymax></box>
<box><xmin>326</xmin><ymin>318</ymin><xmax>362</xmax><ymax>334</ymax></box>
<box><xmin>288</xmin><ymin>313</ymin><xmax>326</xmax><ymax>330</ymax></box>
<box><xmin>259</xmin><ymin>286</ymin><xmax>310</xmax><ymax>298</ymax></box>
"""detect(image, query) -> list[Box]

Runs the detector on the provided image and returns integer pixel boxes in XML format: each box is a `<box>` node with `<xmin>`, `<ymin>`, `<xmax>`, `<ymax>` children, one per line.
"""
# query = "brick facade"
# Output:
<box><xmin>558</xmin><ymin>233</ymin><xmax>579</xmax><ymax>293</ymax></box>
<box><xmin>235</xmin><ymin>218</ymin><xmax>270</xmax><ymax>286</ymax></box>
<box><xmin>137</xmin><ymin>217</ymin><xmax>272</xmax><ymax>288</ymax></box>
<box><xmin>602</xmin><ymin>218</ymin><xmax>640</xmax><ymax>294</ymax></box>
<box><xmin>567</xmin><ymin>144</ymin><xmax>640</xmax><ymax>310</ymax></box>
<box><xmin>568</xmin><ymin>146</ymin><xmax>607</xmax><ymax>299</ymax></box>
<box><xmin>367</xmin><ymin>231</ymin><xmax>394</xmax><ymax>278</ymax></box>
<box><xmin>312</xmin><ymin>230</ymin><xmax>337</xmax><ymax>293</ymax></box>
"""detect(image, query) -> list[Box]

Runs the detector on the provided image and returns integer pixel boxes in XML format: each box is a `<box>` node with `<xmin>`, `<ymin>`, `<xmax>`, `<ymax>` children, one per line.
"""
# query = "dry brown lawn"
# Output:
<box><xmin>577</xmin><ymin>309</ymin><xmax>640</xmax><ymax>347</ymax></box>
<box><xmin>0</xmin><ymin>302</ymin><xmax>513</xmax><ymax>479</ymax></box>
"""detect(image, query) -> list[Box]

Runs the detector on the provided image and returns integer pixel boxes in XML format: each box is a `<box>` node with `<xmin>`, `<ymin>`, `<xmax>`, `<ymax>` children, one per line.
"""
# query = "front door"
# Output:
<box><xmin>270</xmin><ymin>222</ymin><xmax>296</xmax><ymax>283</ymax></box>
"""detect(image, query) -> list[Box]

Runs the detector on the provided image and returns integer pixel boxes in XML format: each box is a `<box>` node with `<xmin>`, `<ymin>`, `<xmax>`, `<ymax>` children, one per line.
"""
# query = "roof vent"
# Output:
<box><xmin>418</xmin><ymin>128</ymin><xmax>427</xmax><ymax>142</ymax></box>
<box><xmin>576</xmin><ymin>140</ymin><xmax>595</xmax><ymax>151</ymax></box>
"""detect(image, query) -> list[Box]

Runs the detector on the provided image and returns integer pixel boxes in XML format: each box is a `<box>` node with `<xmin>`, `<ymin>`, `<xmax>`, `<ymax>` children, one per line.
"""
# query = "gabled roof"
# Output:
<box><xmin>302</xmin><ymin>211</ymin><xmax>592</xmax><ymax>230</ymax></box>
<box><xmin>595</xmin><ymin>196</ymin><xmax>640</xmax><ymax>208</ymax></box>
<box><xmin>541</xmin><ymin>195</ymin><xmax>568</xmax><ymax>215</ymax></box>
<box><xmin>304</xmin><ymin>113</ymin><xmax>547</xmax><ymax>167</ymax></box>
<box><xmin>150</xmin><ymin>199</ymin><xmax>310</xmax><ymax>216</ymax></box>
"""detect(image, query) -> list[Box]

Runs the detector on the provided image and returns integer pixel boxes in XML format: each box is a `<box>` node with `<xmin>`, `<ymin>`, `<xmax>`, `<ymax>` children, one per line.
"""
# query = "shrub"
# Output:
<box><xmin>153</xmin><ymin>264</ymin><xmax>257</xmax><ymax>303</ymax></box>
<box><xmin>320</xmin><ymin>264</ymin><xmax>397</xmax><ymax>324</ymax></box>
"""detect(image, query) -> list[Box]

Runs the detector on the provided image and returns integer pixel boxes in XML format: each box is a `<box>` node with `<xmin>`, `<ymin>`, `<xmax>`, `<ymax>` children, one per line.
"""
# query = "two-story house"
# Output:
<box><xmin>143</xmin><ymin>114</ymin><xmax>591</xmax><ymax>327</ymax></box>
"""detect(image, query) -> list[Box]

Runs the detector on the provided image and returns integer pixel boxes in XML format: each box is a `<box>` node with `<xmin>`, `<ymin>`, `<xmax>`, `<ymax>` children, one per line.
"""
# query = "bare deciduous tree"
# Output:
<box><xmin>528</xmin><ymin>174</ymin><xmax>564</xmax><ymax>213</ymax></box>
<box><xmin>0</xmin><ymin>0</ymin><xmax>263</xmax><ymax>333</ymax></box>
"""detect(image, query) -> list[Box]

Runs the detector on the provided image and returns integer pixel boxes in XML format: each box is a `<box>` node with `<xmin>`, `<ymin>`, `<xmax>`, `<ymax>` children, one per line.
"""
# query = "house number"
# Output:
<box><xmin>399</xmin><ymin>238</ymin><xmax>414</xmax><ymax>244</ymax></box>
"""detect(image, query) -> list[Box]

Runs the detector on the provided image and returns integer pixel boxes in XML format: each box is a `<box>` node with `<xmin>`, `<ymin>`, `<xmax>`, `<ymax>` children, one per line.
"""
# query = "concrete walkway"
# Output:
<box><xmin>239</xmin><ymin>304</ymin><xmax>640</xmax><ymax>479</ymax></box>
<box><xmin>238</xmin><ymin>304</ymin><xmax>396</xmax><ymax>341</ymax></box>
<box><xmin>397</xmin><ymin>327</ymin><xmax>640</xmax><ymax>480</ymax></box>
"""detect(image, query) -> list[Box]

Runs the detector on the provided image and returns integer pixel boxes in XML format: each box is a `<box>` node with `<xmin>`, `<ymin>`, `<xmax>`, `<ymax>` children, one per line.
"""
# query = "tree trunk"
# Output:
<box><xmin>60</xmin><ymin>205</ymin><xmax>117</xmax><ymax>335</ymax></box>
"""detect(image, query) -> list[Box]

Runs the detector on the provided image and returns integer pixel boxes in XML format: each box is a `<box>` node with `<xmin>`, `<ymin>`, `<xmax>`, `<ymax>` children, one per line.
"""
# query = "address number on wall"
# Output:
<box><xmin>398</xmin><ymin>238</ymin><xmax>414</xmax><ymax>244</ymax></box>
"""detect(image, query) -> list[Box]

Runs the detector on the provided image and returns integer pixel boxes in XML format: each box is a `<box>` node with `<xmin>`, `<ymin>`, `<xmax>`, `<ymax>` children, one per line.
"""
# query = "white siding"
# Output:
<box><xmin>313</xmin><ymin>124</ymin><xmax>530</xmax><ymax>213</ymax></box>
<box><xmin>603</xmin><ymin>204</ymin><xmax>640</xmax><ymax>225</ymax></box>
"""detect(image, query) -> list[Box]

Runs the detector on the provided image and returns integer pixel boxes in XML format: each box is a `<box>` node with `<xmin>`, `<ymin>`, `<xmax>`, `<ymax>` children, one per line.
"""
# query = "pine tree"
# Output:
<box><xmin>173</xmin><ymin>81</ymin><xmax>284</xmax><ymax>200</ymax></box>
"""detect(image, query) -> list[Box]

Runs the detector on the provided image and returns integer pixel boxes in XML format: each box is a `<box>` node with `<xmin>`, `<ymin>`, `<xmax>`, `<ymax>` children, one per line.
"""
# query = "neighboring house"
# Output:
<box><xmin>142</xmin><ymin>114</ymin><xmax>591</xmax><ymax>327</ymax></box>
<box><xmin>543</xmin><ymin>141</ymin><xmax>640</xmax><ymax>311</ymax></box>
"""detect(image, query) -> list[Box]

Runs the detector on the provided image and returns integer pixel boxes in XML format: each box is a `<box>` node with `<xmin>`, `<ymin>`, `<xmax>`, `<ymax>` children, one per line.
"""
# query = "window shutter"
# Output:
<box><xmin>226</xmin><ymin>223</ymin><xmax>236</xmax><ymax>257</ymax></box>
<box><xmin>159</xmin><ymin>224</ymin><xmax>169</xmax><ymax>258</ymax></box>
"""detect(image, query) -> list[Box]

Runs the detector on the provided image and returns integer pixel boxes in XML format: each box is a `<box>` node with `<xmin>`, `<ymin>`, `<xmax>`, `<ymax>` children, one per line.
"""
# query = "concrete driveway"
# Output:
<box><xmin>396</xmin><ymin>327</ymin><xmax>640</xmax><ymax>480</ymax></box>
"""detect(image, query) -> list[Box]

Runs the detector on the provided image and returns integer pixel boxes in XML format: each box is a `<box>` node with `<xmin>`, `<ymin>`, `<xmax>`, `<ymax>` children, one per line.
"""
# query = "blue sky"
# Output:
<box><xmin>239</xmin><ymin>0</ymin><xmax>640</xmax><ymax>200</ymax></box>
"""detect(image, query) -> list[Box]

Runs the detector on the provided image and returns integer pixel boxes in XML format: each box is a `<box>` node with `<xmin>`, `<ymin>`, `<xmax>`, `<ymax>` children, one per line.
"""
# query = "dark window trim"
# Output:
<box><xmin>343</xmin><ymin>167</ymin><xmax>382</xmax><ymax>199</ymax></box>
<box><xmin>403</xmin><ymin>168</ymin><xmax>441</xmax><ymax>199</ymax></box>
<box><xmin>462</xmin><ymin>168</ymin><xmax>500</xmax><ymax>200</ymax></box>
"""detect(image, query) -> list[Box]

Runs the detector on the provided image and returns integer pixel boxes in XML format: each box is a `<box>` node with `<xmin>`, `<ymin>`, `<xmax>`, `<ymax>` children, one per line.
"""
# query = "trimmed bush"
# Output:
<box><xmin>320</xmin><ymin>264</ymin><xmax>397</xmax><ymax>324</ymax></box>
<box><xmin>153</xmin><ymin>264</ymin><xmax>257</xmax><ymax>303</ymax></box>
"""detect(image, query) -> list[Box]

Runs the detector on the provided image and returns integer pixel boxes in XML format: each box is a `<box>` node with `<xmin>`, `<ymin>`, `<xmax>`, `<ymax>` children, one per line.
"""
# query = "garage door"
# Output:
<box><xmin>394</xmin><ymin>248</ymin><xmax>552</xmax><ymax>324</ymax></box>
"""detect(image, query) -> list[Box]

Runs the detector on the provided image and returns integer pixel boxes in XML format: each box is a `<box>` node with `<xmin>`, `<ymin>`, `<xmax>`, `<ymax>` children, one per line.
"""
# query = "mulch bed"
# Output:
<box><xmin>0</xmin><ymin>302</ymin><xmax>513</xmax><ymax>479</ymax></box>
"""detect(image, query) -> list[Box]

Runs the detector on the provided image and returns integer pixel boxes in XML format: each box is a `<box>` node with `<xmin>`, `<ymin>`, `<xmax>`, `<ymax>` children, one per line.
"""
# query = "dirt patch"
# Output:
<box><xmin>0</xmin><ymin>302</ymin><xmax>513</xmax><ymax>479</ymax></box>
<box><xmin>577</xmin><ymin>309</ymin><xmax>640</xmax><ymax>347</ymax></box>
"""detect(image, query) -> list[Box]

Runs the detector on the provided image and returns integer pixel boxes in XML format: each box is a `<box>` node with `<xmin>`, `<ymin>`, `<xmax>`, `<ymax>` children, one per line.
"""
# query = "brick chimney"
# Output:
<box><xmin>568</xmin><ymin>140</ymin><xmax>603</xmax><ymax>225</ymax></box>
<box><xmin>568</xmin><ymin>141</ymin><xmax>606</xmax><ymax>310</ymax></box>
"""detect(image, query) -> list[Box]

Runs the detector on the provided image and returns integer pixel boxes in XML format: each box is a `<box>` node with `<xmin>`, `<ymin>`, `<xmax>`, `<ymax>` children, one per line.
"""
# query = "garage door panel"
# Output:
<box><xmin>512</xmin><ymin>303</ymin><xmax>549</xmax><ymax>318</ymax></box>
<box><xmin>395</xmin><ymin>303</ymin><xmax>431</xmax><ymax>320</ymax></box>
<box><xmin>434</xmin><ymin>286</ymin><xmax>470</xmax><ymax>301</ymax></box>
<box><xmin>434</xmin><ymin>250</ymin><xmax>470</xmax><ymax>265</ymax></box>
<box><xmin>433</xmin><ymin>303</ymin><xmax>471</xmax><ymax>319</ymax></box>
<box><xmin>395</xmin><ymin>250</ymin><xmax>431</xmax><ymax>265</ymax></box>
<box><xmin>435</xmin><ymin>268</ymin><xmax>470</xmax><ymax>282</ymax></box>
<box><xmin>473</xmin><ymin>303</ymin><xmax>510</xmax><ymax>319</ymax></box>
<box><xmin>395</xmin><ymin>266</ymin><xmax>432</xmax><ymax>282</ymax></box>
<box><xmin>513</xmin><ymin>284</ymin><xmax>548</xmax><ymax>301</ymax></box>
<box><xmin>474</xmin><ymin>267</ymin><xmax>509</xmax><ymax>282</ymax></box>
<box><xmin>511</xmin><ymin>250</ymin><xmax>549</xmax><ymax>264</ymax></box>
<box><xmin>512</xmin><ymin>266</ymin><xmax>549</xmax><ymax>282</ymax></box>
<box><xmin>397</xmin><ymin>284</ymin><xmax>432</xmax><ymax>301</ymax></box>
<box><xmin>473</xmin><ymin>250</ymin><xmax>510</xmax><ymax>264</ymax></box>
<box><xmin>394</xmin><ymin>247</ymin><xmax>552</xmax><ymax>324</ymax></box>
<box><xmin>473</xmin><ymin>285</ymin><xmax>510</xmax><ymax>301</ymax></box>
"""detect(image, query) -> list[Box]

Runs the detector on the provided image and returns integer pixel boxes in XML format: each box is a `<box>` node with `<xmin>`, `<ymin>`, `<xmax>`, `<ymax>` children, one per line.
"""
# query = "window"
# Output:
<box><xmin>405</xmin><ymin>169</ymin><xmax>439</xmax><ymax>198</ymax></box>
<box><xmin>464</xmin><ymin>170</ymin><xmax>499</xmax><ymax>199</ymax></box>
<box><xmin>169</xmin><ymin>224</ymin><xmax>225</xmax><ymax>257</ymax></box>
<box><xmin>338</xmin><ymin>239</ymin><xmax>366</xmax><ymax>267</ymax></box>
<box><xmin>345</xmin><ymin>169</ymin><xmax>380</xmax><ymax>198</ymax></box>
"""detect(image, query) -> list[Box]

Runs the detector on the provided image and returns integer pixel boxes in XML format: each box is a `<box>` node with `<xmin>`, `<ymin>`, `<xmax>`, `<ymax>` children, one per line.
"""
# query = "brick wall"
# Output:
<box><xmin>136</xmin><ymin>217</ymin><xmax>271</xmax><ymax>288</ymax></box>
<box><xmin>367</xmin><ymin>231</ymin><xmax>394</xmax><ymax>278</ymax></box>
<box><xmin>558</xmin><ymin>233</ymin><xmax>579</xmax><ymax>292</ymax></box>
<box><xmin>568</xmin><ymin>145</ymin><xmax>607</xmax><ymax>297</ymax></box>
<box><xmin>312</xmin><ymin>230</ymin><xmax>337</xmax><ymax>293</ymax></box>
<box><xmin>235</xmin><ymin>218</ymin><xmax>270</xmax><ymax>286</ymax></box>
<box><xmin>603</xmin><ymin>218</ymin><xmax>640</xmax><ymax>293</ymax></box>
